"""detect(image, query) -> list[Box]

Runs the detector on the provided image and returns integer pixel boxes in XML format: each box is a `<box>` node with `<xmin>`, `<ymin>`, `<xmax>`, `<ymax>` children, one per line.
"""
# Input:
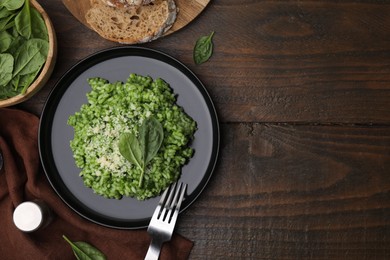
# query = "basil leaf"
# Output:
<box><xmin>63</xmin><ymin>235</ymin><xmax>106</xmax><ymax>260</ymax></box>
<box><xmin>118</xmin><ymin>132</ymin><xmax>144</xmax><ymax>171</ymax></box>
<box><xmin>138</xmin><ymin>116</ymin><xmax>164</xmax><ymax>186</ymax></box>
<box><xmin>118</xmin><ymin>117</ymin><xmax>164</xmax><ymax>187</ymax></box>
<box><xmin>139</xmin><ymin>116</ymin><xmax>164</xmax><ymax>165</ymax></box>
<box><xmin>13</xmin><ymin>38</ymin><xmax>48</xmax><ymax>76</ymax></box>
<box><xmin>15</xmin><ymin>0</ymin><xmax>31</xmax><ymax>39</ymax></box>
<box><xmin>0</xmin><ymin>53</ymin><xmax>14</xmax><ymax>86</ymax></box>
<box><xmin>193</xmin><ymin>31</ymin><xmax>215</xmax><ymax>65</ymax></box>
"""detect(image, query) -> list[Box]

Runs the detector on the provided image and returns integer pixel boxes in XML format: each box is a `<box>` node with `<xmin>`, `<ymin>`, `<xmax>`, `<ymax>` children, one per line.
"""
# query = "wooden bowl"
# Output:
<box><xmin>0</xmin><ymin>0</ymin><xmax>57</xmax><ymax>108</ymax></box>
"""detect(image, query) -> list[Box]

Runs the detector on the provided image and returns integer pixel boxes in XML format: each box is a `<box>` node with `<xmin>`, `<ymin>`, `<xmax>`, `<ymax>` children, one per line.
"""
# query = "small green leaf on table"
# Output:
<box><xmin>63</xmin><ymin>235</ymin><xmax>107</xmax><ymax>260</ymax></box>
<box><xmin>193</xmin><ymin>31</ymin><xmax>215</xmax><ymax>65</ymax></box>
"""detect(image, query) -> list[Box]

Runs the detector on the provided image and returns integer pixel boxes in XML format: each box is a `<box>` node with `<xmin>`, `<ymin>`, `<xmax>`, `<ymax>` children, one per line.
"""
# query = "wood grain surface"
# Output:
<box><xmin>61</xmin><ymin>0</ymin><xmax>210</xmax><ymax>39</ymax></box>
<box><xmin>15</xmin><ymin>0</ymin><xmax>390</xmax><ymax>259</ymax></box>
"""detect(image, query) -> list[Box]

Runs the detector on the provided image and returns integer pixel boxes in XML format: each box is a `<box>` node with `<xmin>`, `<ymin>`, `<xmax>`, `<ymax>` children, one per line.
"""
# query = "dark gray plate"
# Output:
<box><xmin>39</xmin><ymin>47</ymin><xmax>219</xmax><ymax>229</ymax></box>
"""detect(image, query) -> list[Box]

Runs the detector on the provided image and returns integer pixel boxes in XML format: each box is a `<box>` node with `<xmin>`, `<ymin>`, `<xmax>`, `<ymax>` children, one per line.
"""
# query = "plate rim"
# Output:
<box><xmin>38</xmin><ymin>46</ymin><xmax>220</xmax><ymax>229</ymax></box>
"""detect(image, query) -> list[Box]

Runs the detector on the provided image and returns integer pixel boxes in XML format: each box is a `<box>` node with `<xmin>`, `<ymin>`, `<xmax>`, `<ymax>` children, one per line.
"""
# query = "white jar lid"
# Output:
<box><xmin>13</xmin><ymin>202</ymin><xmax>43</xmax><ymax>232</ymax></box>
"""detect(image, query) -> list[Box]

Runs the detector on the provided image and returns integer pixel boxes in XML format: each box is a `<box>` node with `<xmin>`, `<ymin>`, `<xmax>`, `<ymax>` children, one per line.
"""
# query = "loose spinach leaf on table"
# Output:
<box><xmin>118</xmin><ymin>116</ymin><xmax>164</xmax><ymax>187</ymax></box>
<box><xmin>63</xmin><ymin>235</ymin><xmax>106</xmax><ymax>260</ymax></box>
<box><xmin>193</xmin><ymin>31</ymin><xmax>215</xmax><ymax>65</ymax></box>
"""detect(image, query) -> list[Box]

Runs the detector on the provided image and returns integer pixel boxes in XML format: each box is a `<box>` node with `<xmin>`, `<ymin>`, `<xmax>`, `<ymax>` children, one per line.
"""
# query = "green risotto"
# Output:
<box><xmin>68</xmin><ymin>74</ymin><xmax>196</xmax><ymax>200</ymax></box>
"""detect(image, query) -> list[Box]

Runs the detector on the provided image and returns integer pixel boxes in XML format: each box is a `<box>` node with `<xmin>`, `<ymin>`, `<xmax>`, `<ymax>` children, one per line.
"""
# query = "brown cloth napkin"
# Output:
<box><xmin>0</xmin><ymin>108</ymin><xmax>193</xmax><ymax>260</ymax></box>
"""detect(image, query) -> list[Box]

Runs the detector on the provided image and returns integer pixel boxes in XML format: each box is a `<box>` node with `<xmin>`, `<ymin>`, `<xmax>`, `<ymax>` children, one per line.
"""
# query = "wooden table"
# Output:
<box><xmin>16</xmin><ymin>0</ymin><xmax>390</xmax><ymax>259</ymax></box>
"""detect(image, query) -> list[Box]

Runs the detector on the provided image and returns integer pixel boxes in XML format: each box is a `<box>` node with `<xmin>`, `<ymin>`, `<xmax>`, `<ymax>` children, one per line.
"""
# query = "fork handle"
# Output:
<box><xmin>144</xmin><ymin>238</ymin><xmax>164</xmax><ymax>260</ymax></box>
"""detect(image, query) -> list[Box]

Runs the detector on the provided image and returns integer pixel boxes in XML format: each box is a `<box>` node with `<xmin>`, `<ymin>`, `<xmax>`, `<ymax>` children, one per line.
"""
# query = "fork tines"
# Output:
<box><xmin>145</xmin><ymin>182</ymin><xmax>187</xmax><ymax>260</ymax></box>
<box><xmin>156</xmin><ymin>182</ymin><xmax>187</xmax><ymax>224</ymax></box>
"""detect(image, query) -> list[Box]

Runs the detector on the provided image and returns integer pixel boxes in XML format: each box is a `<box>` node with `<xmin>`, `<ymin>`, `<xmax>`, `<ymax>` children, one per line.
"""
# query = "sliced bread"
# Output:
<box><xmin>86</xmin><ymin>0</ymin><xmax>177</xmax><ymax>44</ymax></box>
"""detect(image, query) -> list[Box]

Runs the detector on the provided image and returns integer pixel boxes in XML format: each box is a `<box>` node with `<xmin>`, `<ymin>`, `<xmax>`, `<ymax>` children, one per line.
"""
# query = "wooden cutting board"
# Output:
<box><xmin>62</xmin><ymin>0</ymin><xmax>210</xmax><ymax>40</ymax></box>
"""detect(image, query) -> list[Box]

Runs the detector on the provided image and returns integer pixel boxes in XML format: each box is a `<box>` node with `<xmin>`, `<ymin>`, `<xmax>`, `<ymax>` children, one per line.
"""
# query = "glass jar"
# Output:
<box><xmin>13</xmin><ymin>200</ymin><xmax>53</xmax><ymax>232</ymax></box>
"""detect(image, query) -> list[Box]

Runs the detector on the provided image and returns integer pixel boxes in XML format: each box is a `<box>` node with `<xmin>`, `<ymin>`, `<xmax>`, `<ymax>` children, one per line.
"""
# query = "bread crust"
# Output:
<box><xmin>103</xmin><ymin>0</ymin><xmax>154</xmax><ymax>8</ymax></box>
<box><xmin>86</xmin><ymin>0</ymin><xmax>177</xmax><ymax>44</ymax></box>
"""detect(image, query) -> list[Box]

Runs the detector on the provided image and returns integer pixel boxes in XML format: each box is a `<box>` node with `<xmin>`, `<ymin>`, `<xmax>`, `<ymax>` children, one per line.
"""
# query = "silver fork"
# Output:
<box><xmin>144</xmin><ymin>182</ymin><xmax>187</xmax><ymax>260</ymax></box>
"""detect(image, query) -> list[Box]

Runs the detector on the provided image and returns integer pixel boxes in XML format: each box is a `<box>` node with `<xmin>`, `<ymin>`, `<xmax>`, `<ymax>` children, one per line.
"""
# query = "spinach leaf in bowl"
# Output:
<box><xmin>0</xmin><ymin>0</ymin><xmax>49</xmax><ymax>99</ymax></box>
